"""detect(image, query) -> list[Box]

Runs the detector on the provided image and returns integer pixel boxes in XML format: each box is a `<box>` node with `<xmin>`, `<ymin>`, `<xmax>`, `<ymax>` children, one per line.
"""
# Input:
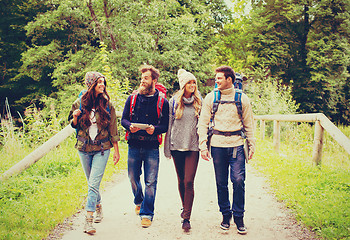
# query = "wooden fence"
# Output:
<box><xmin>0</xmin><ymin>111</ymin><xmax>122</xmax><ymax>181</ymax></box>
<box><xmin>254</xmin><ymin>113</ymin><xmax>350</xmax><ymax>165</ymax></box>
<box><xmin>1</xmin><ymin>112</ymin><xmax>349</xmax><ymax>181</ymax></box>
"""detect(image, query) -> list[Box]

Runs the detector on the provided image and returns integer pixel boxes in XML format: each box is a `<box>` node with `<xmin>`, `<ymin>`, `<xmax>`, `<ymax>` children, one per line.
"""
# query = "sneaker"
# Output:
<box><xmin>84</xmin><ymin>215</ymin><xmax>96</xmax><ymax>235</ymax></box>
<box><xmin>234</xmin><ymin>216</ymin><xmax>247</xmax><ymax>235</ymax></box>
<box><xmin>95</xmin><ymin>204</ymin><xmax>103</xmax><ymax>223</ymax></box>
<box><xmin>141</xmin><ymin>218</ymin><xmax>152</xmax><ymax>228</ymax></box>
<box><xmin>220</xmin><ymin>213</ymin><xmax>232</xmax><ymax>230</ymax></box>
<box><xmin>135</xmin><ymin>205</ymin><xmax>141</xmax><ymax>215</ymax></box>
<box><xmin>182</xmin><ymin>219</ymin><xmax>191</xmax><ymax>232</ymax></box>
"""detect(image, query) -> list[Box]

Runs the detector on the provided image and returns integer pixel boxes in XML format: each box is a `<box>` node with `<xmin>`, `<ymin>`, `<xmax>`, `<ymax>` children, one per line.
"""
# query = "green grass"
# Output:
<box><xmin>1</xmin><ymin>120</ymin><xmax>349</xmax><ymax>240</ymax></box>
<box><xmin>252</xmin><ymin>123</ymin><xmax>350</xmax><ymax>240</ymax></box>
<box><xmin>0</xmin><ymin>135</ymin><xmax>128</xmax><ymax>240</ymax></box>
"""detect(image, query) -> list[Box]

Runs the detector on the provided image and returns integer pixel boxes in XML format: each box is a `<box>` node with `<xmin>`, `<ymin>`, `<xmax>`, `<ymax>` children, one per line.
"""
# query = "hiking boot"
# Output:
<box><xmin>95</xmin><ymin>204</ymin><xmax>103</xmax><ymax>223</ymax></box>
<box><xmin>135</xmin><ymin>205</ymin><xmax>141</xmax><ymax>215</ymax></box>
<box><xmin>141</xmin><ymin>218</ymin><xmax>152</xmax><ymax>228</ymax></box>
<box><xmin>234</xmin><ymin>216</ymin><xmax>247</xmax><ymax>235</ymax></box>
<box><xmin>84</xmin><ymin>215</ymin><xmax>96</xmax><ymax>235</ymax></box>
<box><xmin>182</xmin><ymin>219</ymin><xmax>191</xmax><ymax>232</ymax></box>
<box><xmin>220</xmin><ymin>213</ymin><xmax>232</xmax><ymax>230</ymax></box>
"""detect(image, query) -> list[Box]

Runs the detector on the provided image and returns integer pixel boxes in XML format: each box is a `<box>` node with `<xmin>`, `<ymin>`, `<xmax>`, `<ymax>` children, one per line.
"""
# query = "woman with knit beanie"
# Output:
<box><xmin>68</xmin><ymin>71</ymin><xmax>120</xmax><ymax>235</ymax></box>
<box><xmin>164</xmin><ymin>69</ymin><xmax>202</xmax><ymax>232</ymax></box>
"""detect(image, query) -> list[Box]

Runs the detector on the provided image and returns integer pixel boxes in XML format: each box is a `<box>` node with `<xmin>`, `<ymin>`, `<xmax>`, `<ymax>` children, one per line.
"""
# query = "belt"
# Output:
<box><xmin>212</xmin><ymin>129</ymin><xmax>242</xmax><ymax>136</ymax></box>
<box><xmin>76</xmin><ymin>136</ymin><xmax>110</xmax><ymax>155</ymax></box>
<box><xmin>127</xmin><ymin>135</ymin><xmax>158</xmax><ymax>141</ymax></box>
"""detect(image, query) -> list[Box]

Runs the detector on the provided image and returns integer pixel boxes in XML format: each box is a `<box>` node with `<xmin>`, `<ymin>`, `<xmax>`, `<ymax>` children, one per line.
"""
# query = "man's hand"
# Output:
<box><xmin>129</xmin><ymin>125</ymin><xmax>141</xmax><ymax>133</ymax></box>
<box><xmin>201</xmin><ymin>149</ymin><xmax>211</xmax><ymax>161</ymax></box>
<box><xmin>146</xmin><ymin>125</ymin><xmax>155</xmax><ymax>135</ymax></box>
<box><xmin>248</xmin><ymin>150</ymin><xmax>254</xmax><ymax>160</ymax></box>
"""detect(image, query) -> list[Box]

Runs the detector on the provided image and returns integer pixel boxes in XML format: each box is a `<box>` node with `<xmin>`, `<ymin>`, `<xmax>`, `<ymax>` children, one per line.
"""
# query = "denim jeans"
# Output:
<box><xmin>78</xmin><ymin>149</ymin><xmax>110</xmax><ymax>212</ymax></box>
<box><xmin>128</xmin><ymin>146</ymin><xmax>159</xmax><ymax>220</ymax></box>
<box><xmin>211</xmin><ymin>145</ymin><xmax>246</xmax><ymax>217</ymax></box>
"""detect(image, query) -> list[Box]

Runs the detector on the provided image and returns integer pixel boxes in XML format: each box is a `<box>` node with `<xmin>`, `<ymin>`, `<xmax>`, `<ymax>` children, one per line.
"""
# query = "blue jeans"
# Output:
<box><xmin>211</xmin><ymin>145</ymin><xmax>246</xmax><ymax>217</ymax></box>
<box><xmin>78</xmin><ymin>149</ymin><xmax>110</xmax><ymax>212</ymax></box>
<box><xmin>128</xmin><ymin>146</ymin><xmax>159</xmax><ymax>220</ymax></box>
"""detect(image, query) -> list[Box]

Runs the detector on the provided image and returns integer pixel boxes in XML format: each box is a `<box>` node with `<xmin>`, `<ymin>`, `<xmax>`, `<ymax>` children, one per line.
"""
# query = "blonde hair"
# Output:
<box><xmin>174</xmin><ymin>87</ymin><xmax>202</xmax><ymax>119</ymax></box>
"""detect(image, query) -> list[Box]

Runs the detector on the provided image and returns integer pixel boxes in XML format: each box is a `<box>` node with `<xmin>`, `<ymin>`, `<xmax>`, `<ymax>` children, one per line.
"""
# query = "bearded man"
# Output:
<box><xmin>121</xmin><ymin>65</ymin><xmax>169</xmax><ymax>228</ymax></box>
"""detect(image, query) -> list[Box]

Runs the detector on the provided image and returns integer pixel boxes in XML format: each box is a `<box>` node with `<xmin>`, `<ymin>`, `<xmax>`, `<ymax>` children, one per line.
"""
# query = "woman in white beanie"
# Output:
<box><xmin>164</xmin><ymin>69</ymin><xmax>202</xmax><ymax>232</ymax></box>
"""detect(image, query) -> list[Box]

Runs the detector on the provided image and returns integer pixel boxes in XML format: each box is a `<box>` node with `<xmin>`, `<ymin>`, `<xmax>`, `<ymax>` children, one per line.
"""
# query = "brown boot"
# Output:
<box><xmin>95</xmin><ymin>205</ymin><xmax>103</xmax><ymax>223</ymax></box>
<box><xmin>84</xmin><ymin>215</ymin><xmax>96</xmax><ymax>234</ymax></box>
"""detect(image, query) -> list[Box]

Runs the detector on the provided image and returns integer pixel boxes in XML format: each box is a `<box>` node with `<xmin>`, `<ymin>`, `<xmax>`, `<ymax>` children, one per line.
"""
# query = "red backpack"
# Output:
<box><xmin>125</xmin><ymin>83</ymin><xmax>167</xmax><ymax>144</ymax></box>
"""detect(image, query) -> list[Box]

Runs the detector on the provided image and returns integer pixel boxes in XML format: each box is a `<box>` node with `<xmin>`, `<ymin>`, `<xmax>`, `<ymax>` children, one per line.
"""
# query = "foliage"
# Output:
<box><xmin>216</xmin><ymin>0</ymin><xmax>350</xmax><ymax>125</ymax></box>
<box><xmin>244</xmin><ymin>67</ymin><xmax>299</xmax><ymax>115</ymax></box>
<box><xmin>0</xmin><ymin>0</ymin><xmax>51</xmax><ymax>112</ymax></box>
<box><xmin>253</xmin><ymin>123</ymin><xmax>350</xmax><ymax>239</ymax></box>
<box><xmin>1</xmin><ymin>0</ymin><xmax>232</xmax><ymax>117</ymax></box>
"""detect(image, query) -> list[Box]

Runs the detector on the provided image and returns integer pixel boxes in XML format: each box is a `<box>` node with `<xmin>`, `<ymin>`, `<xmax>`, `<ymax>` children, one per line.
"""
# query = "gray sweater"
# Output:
<box><xmin>164</xmin><ymin>94</ymin><xmax>200</xmax><ymax>158</ymax></box>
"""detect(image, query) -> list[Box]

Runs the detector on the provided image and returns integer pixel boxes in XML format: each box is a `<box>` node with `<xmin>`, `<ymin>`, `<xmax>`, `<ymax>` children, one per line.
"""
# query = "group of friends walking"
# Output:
<box><xmin>68</xmin><ymin>65</ymin><xmax>256</xmax><ymax>236</ymax></box>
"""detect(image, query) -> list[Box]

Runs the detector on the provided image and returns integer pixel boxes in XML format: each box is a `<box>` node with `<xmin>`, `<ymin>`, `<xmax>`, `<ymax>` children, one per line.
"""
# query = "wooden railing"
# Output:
<box><xmin>0</xmin><ymin>111</ymin><xmax>123</xmax><ymax>181</ymax></box>
<box><xmin>2</xmin><ymin>112</ymin><xmax>349</xmax><ymax>181</ymax></box>
<box><xmin>254</xmin><ymin>113</ymin><xmax>350</xmax><ymax>165</ymax></box>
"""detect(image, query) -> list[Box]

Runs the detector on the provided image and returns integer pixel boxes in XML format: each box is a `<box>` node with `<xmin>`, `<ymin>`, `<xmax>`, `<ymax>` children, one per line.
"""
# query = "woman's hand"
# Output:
<box><xmin>72</xmin><ymin>109</ymin><xmax>81</xmax><ymax>126</ymax></box>
<box><xmin>113</xmin><ymin>151</ymin><xmax>120</xmax><ymax>165</ymax></box>
<box><xmin>113</xmin><ymin>142</ymin><xmax>120</xmax><ymax>165</ymax></box>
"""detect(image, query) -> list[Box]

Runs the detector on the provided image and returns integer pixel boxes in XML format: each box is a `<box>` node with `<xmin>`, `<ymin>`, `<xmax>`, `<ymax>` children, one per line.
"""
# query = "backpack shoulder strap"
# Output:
<box><xmin>234</xmin><ymin>89</ymin><xmax>246</xmax><ymax>138</ymax></box>
<box><xmin>234</xmin><ymin>89</ymin><xmax>243</xmax><ymax>120</ymax></box>
<box><xmin>129</xmin><ymin>93</ymin><xmax>138</xmax><ymax>120</ymax></box>
<box><xmin>157</xmin><ymin>95</ymin><xmax>165</xmax><ymax>119</ymax></box>
<box><xmin>211</xmin><ymin>89</ymin><xmax>221</xmax><ymax>125</ymax></box>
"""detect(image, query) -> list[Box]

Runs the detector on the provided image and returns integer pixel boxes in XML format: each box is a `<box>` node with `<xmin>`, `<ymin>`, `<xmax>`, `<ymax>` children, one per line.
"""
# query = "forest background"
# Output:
<box><xmin>0</xmin><ymin>0</ymin><xmax>349</xmax><ymax>125</ymax></box>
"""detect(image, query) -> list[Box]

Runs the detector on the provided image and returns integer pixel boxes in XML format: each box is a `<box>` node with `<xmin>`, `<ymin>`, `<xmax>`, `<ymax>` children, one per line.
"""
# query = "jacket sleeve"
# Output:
<box><xmin>121</xmin><ymin>95</ymin><xmax>132</xmax><ymax>131</ymax></box>
<box><xmin>108</xmin><ymin>102</ymin><xmax>120</xmax><ymax>143</ymax></box>
<box><xmin>164</xmin><ymin>97</ymin><xmax>174</xmax><ymax>158</ymax></box>
<box><xmin>154</xmin><ymin>98</ymin><xmax>169</xmax><ymax>135</ymax></box>
<box><xmin>68</xmin><ymin>98</ymin><xmax>80</xmax><ymax>129</ymax></box>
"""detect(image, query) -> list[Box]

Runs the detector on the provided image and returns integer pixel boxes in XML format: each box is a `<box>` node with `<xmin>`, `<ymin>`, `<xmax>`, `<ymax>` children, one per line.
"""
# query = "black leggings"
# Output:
<box><xmin>171</xmin><ymin>150</ymin><xmax>199</xmax><ymax>220</ymax></box>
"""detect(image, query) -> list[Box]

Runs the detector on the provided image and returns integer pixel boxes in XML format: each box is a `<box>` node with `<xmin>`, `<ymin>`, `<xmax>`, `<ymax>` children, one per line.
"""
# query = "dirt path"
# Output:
<box><xmin>57</xmin><ymin>150</ymin><xmax>318</xmax><ymax>240</ymax></box>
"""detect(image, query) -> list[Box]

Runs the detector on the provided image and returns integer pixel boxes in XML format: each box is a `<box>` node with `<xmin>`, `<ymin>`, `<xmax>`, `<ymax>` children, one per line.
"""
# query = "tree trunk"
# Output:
<box><xmin>103</xmin><ymin>0</ymin><xmax>117</xmax><ymax>50</ymax></box>
<box><xmin>87</xmin><ymin>0</ymin><xmax>104</xmax><ymax>42</ymax></box>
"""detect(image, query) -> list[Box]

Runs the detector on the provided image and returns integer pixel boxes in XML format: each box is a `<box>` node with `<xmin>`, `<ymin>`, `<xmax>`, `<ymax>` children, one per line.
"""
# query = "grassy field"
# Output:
<box><xmin>252</xmin><ymin>123</ymin><xmax>350</xmax><ymax>240</ymax></box>
<box><xmin>0</xmin><ymin>135</ymin><xmax>128</xmax><ymax>240</ymax></box>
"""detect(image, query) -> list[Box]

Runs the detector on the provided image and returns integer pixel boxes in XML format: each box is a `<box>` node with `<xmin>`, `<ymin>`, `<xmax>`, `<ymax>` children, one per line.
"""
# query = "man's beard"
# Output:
<box><xmin>138</xmin><ymin>82</ymin><xmax>154</xmax><ymax>95</ymax></box>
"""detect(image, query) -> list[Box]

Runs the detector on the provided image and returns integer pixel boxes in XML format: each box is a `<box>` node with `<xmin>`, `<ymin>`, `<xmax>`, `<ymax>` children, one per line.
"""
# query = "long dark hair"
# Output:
<box><xmin>79</xmin><ymin>79</ymin><xmax>111</xmax><ymax>129</ymax></box>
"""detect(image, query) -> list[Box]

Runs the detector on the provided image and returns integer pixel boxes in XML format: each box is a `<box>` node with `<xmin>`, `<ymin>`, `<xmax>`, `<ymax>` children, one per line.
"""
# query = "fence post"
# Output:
<box><xmin>312</xmin><ymin>120</ymin><xmax>324</xmax><ymax>166</ymax></box>
<box><xmin>260</xmin><ymin>120</ymin><xmax>265</xmax><ymax>140</ymax></box>
<box><xmin>273</xmin><ymin>120</ymin><xmax>280</xmax><ymax>152</ymax></box>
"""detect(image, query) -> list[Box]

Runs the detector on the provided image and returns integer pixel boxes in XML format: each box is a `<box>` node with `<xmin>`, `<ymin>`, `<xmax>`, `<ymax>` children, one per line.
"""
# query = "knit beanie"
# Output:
<box><xmin>85</xmin><ymin>71</ymin><xmax>105</xmax><ymax>90</ymax></box>
<box><xmin>177</xmin><ymin>69</ymin><xmax>197</xmax><ymax>89</ymax></box>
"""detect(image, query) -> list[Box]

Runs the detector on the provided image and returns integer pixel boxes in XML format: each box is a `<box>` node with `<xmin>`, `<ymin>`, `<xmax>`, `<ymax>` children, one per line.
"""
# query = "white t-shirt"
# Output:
<box><xmin>89</xmin><ymin>109</ymin><xmax>98</xmax><ymax>141</ymax></box>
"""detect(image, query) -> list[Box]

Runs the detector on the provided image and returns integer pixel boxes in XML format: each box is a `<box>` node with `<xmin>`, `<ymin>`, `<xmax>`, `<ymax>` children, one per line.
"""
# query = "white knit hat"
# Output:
<box><xmin>177</xmin><ymin>69</ymin><xmax>197</xmax><ymax>89</ymax></box>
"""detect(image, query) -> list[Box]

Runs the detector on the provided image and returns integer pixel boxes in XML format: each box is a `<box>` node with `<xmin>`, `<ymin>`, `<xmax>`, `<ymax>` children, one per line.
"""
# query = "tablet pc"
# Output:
<box><xmin>132</xmin><ymin>123</ymin><xmax>150</xmax><ymax>130</ymax></box>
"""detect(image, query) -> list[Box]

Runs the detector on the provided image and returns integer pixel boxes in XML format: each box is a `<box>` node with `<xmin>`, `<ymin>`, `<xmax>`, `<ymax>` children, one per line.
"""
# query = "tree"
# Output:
<box><xmin>0</xmin><ymin>0</ymin><xmax>50</xmax><ymax>113</ymax></box>
<box><xmin>218</xmin><ymin>0</ymin><xmax>350</xmax><ymax>124</ymax></box>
